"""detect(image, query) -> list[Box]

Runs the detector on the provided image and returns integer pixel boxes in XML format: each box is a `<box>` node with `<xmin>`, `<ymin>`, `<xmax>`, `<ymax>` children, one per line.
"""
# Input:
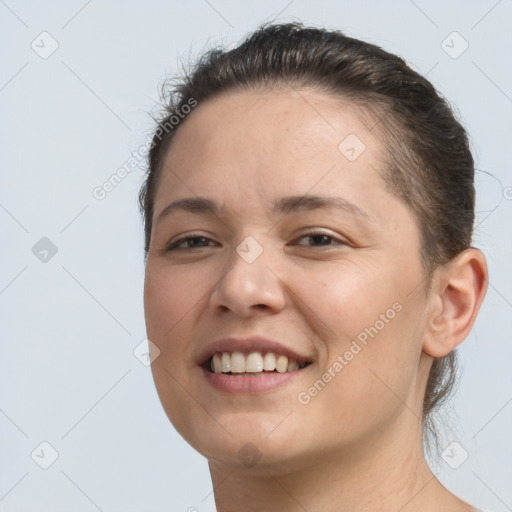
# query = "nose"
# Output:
<box><xmin>209</xmin><ymin>239</ymin><xmax>287</xmax><ymax>318</ymax></box>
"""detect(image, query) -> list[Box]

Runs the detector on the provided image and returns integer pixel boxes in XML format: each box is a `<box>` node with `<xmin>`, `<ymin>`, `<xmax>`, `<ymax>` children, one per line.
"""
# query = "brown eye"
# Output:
<box><xmin>166</xmin><ymin>236</ymin><xmax>215</xmax><ymax>251</ymax></box>
<box><xmin>295</xmin><ymin>231</ymin><xmax>345</xmax><ymax>247</ymax></box>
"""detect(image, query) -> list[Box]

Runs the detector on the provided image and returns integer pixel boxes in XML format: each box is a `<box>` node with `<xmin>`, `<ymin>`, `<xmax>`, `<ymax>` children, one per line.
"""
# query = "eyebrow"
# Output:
<box><xmin>155</xmin><ymin>194</ymin><xmax>369</xmax><ymax>225</ymax></box>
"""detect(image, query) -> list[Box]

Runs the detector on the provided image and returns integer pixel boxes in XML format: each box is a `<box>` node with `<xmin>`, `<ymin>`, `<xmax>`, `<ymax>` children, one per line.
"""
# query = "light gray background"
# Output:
<box><xmin>1</xmin><ymin>1</ymin><xmax>511</xmax><ymax>511</ymax></box>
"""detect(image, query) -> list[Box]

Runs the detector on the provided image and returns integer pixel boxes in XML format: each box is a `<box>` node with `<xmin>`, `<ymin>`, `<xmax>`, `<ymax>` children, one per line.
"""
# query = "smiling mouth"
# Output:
<box><xmin>206</xmin><ymin>351</ymin><xmax>312</xmax><ymax>375</ymax></box>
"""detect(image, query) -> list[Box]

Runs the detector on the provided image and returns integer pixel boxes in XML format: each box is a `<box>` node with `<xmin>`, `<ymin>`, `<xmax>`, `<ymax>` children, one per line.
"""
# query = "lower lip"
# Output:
<box><xmin>201</xmin><ymin>366</ymin><xmax>307</xmax><ymax>393</ymax></box>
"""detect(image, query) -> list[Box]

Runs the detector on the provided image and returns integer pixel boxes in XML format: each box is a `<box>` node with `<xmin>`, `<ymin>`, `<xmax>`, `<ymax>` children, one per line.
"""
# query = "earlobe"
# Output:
<box><xmin>423</xmin><ymin>248</ymin><xmax>488</xmax><ymax>358</ymax></box>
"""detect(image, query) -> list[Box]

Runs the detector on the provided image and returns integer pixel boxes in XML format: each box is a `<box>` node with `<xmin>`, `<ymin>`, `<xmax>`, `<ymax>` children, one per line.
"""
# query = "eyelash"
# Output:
<box><xmin>165</xmin><ymin>231</ymin><xmax>346</xmax><ymax>252</ymax></box>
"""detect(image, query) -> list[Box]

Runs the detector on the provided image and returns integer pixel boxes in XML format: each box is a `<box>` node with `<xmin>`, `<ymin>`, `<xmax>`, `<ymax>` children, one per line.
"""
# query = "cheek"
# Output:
<box><xmin>288</xmin><ymin>262</ymin><xmax>423</xmax><ymax>429</ymax></box>
<box><xmin>288</xmin><ymin>260</ymin><xmax>403</xmax><ymax>347</ymax></box>
<box><xmin>294</xmin><ymin>318</ymin><xmax>422</xmax><ymax>447</ymax></box>
<box><xmin>144</xmin><ymin>264</ymin><xmax>203</xmax><ymax>341</ymax></box>
<box><xmin>143</xmin><ymin>264</ymin><xmax>205</xmax><ymax>401</ymax></box>
<box><xmin>144</xmin><ymin>265</ymin><xmax>205</xmax><ymax>437</ymax></box>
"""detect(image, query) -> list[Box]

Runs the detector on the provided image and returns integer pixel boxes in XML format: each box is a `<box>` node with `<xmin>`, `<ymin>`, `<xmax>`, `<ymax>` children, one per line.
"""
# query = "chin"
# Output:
<box><xmin>176</xmin><ymin>413</ymin><xmax>319</xmax><ymax>473</ymax></box>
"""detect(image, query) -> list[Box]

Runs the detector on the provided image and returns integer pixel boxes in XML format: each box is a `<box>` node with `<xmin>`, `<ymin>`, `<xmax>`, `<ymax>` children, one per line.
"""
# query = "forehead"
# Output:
<box><xmin>155</xmin><ymin>87</ymin><xmax>390</xmax><ymax>211</ymax></box>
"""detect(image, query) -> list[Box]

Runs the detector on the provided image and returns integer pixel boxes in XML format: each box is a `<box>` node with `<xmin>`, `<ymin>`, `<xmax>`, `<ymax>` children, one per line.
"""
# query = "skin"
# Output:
<box><xmin>143</xmin><ymin>87</ymin><xmax>488</xmax><ymax>512</ymax></box>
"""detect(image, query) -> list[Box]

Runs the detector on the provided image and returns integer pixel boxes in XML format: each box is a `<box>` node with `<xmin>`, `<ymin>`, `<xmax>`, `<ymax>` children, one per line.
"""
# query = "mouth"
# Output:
<box><xmin>197</xmin><ymin>336</ymin><xmax>314</xmax><ymax>393</ymax></box>
<box><xmin>204</xmin><ymin>351</ymin><xmax>312</xmax><ymax>376</ymax></box>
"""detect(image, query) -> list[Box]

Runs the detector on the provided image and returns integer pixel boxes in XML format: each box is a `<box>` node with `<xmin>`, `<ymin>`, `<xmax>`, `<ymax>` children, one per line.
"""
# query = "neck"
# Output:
<box><xmin>207</xmin><ymin>418</ymin><xmax>471</xmax><ymax>512</ymax></box>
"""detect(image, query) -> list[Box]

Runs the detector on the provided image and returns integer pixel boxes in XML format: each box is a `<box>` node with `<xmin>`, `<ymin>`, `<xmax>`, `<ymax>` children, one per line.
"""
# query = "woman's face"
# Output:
<box><xmin>144</xmin><ymin>87</ymin><xmax>434</xmax><ymax>470</ymax></box>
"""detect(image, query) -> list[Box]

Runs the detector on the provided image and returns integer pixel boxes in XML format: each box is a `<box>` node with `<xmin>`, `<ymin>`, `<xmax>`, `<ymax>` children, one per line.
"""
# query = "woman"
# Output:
<box><xmin>139</xmin><ymin>22</ymin><xmax>489</xmax><ymax>511</ymax></box>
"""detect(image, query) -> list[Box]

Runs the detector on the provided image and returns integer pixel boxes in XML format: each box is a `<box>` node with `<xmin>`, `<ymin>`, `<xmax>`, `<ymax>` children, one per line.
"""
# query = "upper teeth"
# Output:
<box><xmin>210</xmin><ymin>351</ymin><xmax>306</xmax><ymax>374</ymax></box>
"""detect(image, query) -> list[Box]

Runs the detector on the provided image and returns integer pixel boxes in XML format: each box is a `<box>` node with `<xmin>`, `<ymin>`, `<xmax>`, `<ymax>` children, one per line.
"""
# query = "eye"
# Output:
<box><xmin>294</xmin><ymin>231</ymin><xmax>346</xmax><ymax>247</ymax></box>
<box><xmin>166</xmin><ymin>235</ymin><xmax>216</xmax><ymax>251</ymax></box>
<box><xmin>165</xmin><ymin>231</ymin><xmax>346</xmax><ymax>252</ymax></box>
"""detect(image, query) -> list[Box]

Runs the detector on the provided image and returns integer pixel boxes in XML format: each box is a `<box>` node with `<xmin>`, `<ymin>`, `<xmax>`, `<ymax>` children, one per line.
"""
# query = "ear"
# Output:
<box><xmin>423</xmin><ymin>248</ymin><xmax>488</xmax><ymax>358</ymax></box>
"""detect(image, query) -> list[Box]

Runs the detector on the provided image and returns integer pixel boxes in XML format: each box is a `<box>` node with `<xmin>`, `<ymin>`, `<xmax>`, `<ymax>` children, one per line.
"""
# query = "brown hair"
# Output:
<box><xmin>139</xmin><ymin>22</ymin><xmax>475</xmax><ymax>438</ymax></box>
